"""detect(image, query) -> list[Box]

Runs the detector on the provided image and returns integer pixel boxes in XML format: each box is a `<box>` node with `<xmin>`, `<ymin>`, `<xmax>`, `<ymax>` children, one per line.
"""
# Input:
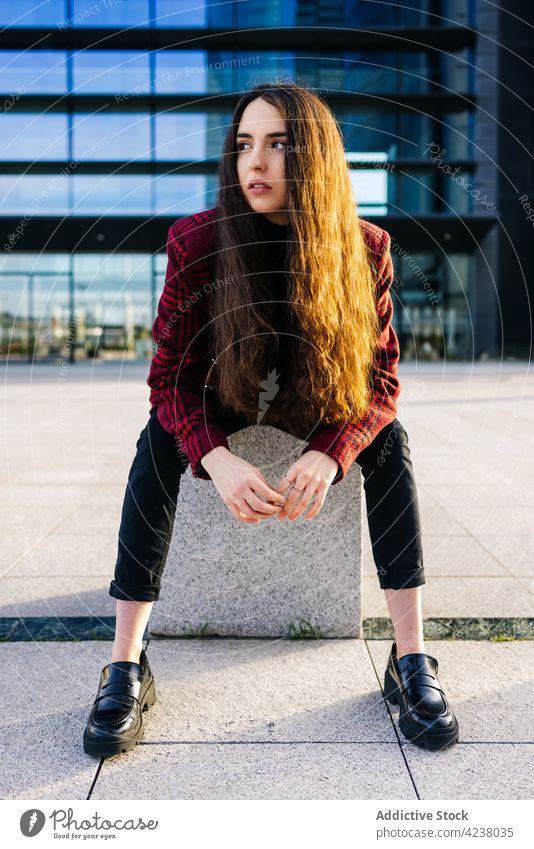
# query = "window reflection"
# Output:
<box><xmin>73</xmin><ymin>254</ymin><xmax>153</xmax><ymax>359</ymax></box>
<box><xmin>155</xmin><ymin>114</ymin><xmax>208</xmax><ymax>160</ymax></box>
<box><xmin>0</xmin><ymin>0</ymin><xmax>65</xmax><ymax>26</ymax></box>
<box><xmin>0</xmin><ymin>254</ymin><xmax>157</xmax><ymax>361</ymax></box>
<box><xmin>71</xmin><ymin>0</ymin><xmax>149</xmax><ymax>28</ymax></box>
<box><xmin>0</xmin><ymin>51</ymin><xmax>67</xmax><ymax>93</ymax></box>
<box><xmin>72</xmin><ymin>51</ymin><xmax>150</xmax><ymax>94</ymax></box>
<box><xmin>0</xmin><ymin>274</ymin><xmax>27</xmax><ymax>358</ymax></box>
<box><xmin>0</xmin><ymin>114</ymin><xmax>69</xmax><ymax>160</ymax></box>
<box><xmin>0</xmin><ymin>176</ymin><xmax>69</xmax><ymax>216</ymax></box>
<box><xmin>0</xmin><ymin>0</ymin><xmax>474</xmax><ymax>29</ymax></box>
<box><xmin>393</xmin><ymin>252</ymin><xmax>472</xmax><ymax>360</ymax></box>
<box><xmin>0</xmin><ymin>250</ymin><xmax>475</xmax><ymax>363</ymax></box>
<box><xmin>154</xmin><ymin>175</ymin><xmax>207</xmax><ymax>215</ymax></box>
<box><xmin>154</xmin><ymin>52</ymin><xmax>208</xmax><ymax>93</ymax></box>
<box><xmin>155</xmin><ymin>0</ymin><xmax>206</xmax><ymax>28</ymax></box>
<box><xmin>71</xmin><ymin>113</ymin><xmax>152</xmax><ymax>161</ymax></box>
<box><xmin>72</xmin><ymin>176</ymin><xmax>151</xmax><ymax>215</ymax></box>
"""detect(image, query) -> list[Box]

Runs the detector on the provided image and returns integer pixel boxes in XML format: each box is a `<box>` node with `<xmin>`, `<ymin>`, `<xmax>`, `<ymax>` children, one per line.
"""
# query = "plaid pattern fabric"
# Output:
<box><xmin>147</xmin><ymin>208</ymin><xmax>400</xmax><ymax>484</ymax></box>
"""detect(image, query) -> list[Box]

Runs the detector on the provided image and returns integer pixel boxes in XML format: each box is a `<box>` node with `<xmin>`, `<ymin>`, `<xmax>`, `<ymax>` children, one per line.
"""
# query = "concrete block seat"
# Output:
<box><xmin>149</xmin><ymin>424</ymin><xmax>363</xmax><ymax>639</ymax></box>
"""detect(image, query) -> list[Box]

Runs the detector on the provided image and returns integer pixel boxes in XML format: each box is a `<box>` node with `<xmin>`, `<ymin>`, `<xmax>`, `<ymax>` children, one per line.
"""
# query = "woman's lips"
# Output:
<box><xmin>248</xmin><ymin>184</ymin><xmax>272</xmax><ymax>193</ymax></box>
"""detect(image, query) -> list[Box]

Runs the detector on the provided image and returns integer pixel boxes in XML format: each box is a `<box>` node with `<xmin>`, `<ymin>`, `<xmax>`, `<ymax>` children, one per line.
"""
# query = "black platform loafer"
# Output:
<box><xmin>83</xmin><ymin>648</ymin><xmax>156</xmax><ymax>758</ymax></box>
<box><xmin>383</xmin><ymin>641</ymin><xmax>459</xmax><ymax>751</ymax></box>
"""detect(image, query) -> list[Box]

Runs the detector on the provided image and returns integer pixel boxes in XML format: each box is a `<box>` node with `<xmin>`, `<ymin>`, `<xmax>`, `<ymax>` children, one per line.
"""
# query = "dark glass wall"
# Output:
<box><xmin>0</xmin><ymin>0</ymin><xmax>512</xmax><ymax>363</ymax></box>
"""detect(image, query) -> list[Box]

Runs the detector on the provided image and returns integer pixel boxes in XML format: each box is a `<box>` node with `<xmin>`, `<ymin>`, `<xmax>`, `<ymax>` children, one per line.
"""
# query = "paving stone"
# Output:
<box><xmin>0</xmin><ymin>576</ymin><xmax>115</xmax><ymax>617</ymax></box>
<box><xmin>92</xmin><ymin>741</ymin><xmax>414</xmax><ymax>800</ymax></box>
<box><xmin>366</xmin><ymin>639</ymin><xmax>534</xmax><ymax>743</ymax></box>
<box><xmin>402</xmin><ymin>744</ymin><xmax>534</xmax><ymax>800</ymax></box>
<box><xmin>0</xmin><ymin>642</ymin><xmax>116</xmax><ymax>800</ymax></box>
<box><xmin>363</xmin><ymin>576</ymin><xmax>534</xmax><ymax>618</ymax></box>
<box><xmin>142</xmin><ymin>639</ymin><xmax>397</xmax><ymax>743</ymax></box>
<box><xmin>9</xmin><ymin>533</ymin><xmax>119</xmax><ymax>578</ymax></box>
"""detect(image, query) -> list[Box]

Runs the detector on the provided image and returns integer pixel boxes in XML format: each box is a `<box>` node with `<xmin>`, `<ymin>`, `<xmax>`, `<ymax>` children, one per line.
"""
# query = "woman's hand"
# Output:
<box><xmin>273</xmin><ymin>450</ymin><xmax>339</xmax><ymax>521</ymax></box>
<box><xmin>201</xmin><ymin>446</ymin><xmax>287</xmax><ymax>523</ymax></box>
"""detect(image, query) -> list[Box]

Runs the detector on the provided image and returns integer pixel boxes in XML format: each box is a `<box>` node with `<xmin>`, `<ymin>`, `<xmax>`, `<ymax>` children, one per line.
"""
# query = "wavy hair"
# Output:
<box><xmin>209</xmin><ymin>80</ymin><xmax>381</xmax><ymax>437</ymax></box>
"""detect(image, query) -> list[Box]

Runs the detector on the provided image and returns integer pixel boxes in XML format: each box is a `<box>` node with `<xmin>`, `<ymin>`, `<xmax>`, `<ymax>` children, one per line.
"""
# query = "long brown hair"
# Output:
<box><xmin>209</xmin><ymin>80</ymin><xmax>381</xmax><ymax>438</ymax></box>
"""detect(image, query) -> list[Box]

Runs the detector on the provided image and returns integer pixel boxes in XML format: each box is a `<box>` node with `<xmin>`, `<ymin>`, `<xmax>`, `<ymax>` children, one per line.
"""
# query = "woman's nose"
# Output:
<box><xmin>249</xmin><ymin>147</ymin><xmax>266</xmax><ymax>168</ymax></box>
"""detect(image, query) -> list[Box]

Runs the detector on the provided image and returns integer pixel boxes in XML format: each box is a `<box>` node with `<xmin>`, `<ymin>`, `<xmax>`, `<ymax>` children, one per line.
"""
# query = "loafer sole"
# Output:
<box><xmin>384</xmin><ymin>666</ymin><xmax>459</xmax><ymax>751</ymax></box>
<box><xmin>83</xmin><ymin>677</ymin><xmax>156</xmax><ymax>758</ymax></box>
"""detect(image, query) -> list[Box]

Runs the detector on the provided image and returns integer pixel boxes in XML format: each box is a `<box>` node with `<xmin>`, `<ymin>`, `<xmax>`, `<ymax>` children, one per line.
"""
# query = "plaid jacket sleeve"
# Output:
<box><xmin>300</xmin><ymin>228</ymin><xmax>400</xmax><ymax>485</ymax></box>
<box><xmin>147</xmin><ymin>221</ymin><xmax>230</xmax><ymax>481</ymax></box>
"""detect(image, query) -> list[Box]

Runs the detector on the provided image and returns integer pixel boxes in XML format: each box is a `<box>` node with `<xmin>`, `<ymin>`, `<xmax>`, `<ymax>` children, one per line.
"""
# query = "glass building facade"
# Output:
<box><xmin>1</xmin><ymin>0</ymin><xmax>510</xmax><ymax>363</ymax></box>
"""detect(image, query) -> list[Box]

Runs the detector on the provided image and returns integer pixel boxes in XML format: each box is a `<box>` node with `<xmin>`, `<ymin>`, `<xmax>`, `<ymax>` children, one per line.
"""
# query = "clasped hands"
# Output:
<box><xmin>248</xmin><ymin>450</ymin><xmax>338</xmax><ymax>523</ymax></box>
<box><xmin>204</xmin><ymin>445</ymin><xmax>339</xmax><ymax>524</ymax></box>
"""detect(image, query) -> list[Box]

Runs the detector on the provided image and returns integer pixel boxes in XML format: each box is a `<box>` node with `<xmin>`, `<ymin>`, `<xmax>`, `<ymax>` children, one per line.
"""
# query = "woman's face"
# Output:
<box><xmin>236</xmin><ymin>97</ymin><xmax>288</xmax><ymax>225</ymax></box>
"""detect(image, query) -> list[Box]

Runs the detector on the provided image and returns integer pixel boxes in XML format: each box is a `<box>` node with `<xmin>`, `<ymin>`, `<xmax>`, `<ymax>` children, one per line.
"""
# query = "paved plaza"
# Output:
<box><xmin>1</xmin><ymin>360</ymin><xmax>533</xmax><ymax>799</ymax></box>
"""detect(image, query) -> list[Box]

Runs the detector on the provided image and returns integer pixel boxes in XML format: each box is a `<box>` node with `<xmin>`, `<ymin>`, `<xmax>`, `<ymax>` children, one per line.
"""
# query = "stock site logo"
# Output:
<box><xmin>20</xmin><ymin>809</ymin><xmax>46</xmax><ymax>836</ymax></box>
<box><xmin>257</xmin><ymin>367</ymin><xmax>280</xmax><ymax>424</ymax></box>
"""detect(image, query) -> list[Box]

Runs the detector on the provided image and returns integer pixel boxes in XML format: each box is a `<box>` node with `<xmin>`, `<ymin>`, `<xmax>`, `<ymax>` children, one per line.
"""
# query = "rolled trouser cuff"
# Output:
<box><xmin>109</xmin><ymin>580</ymin><xmax>160</xmax><ymax>602</ymax></box>
<box><xmin>377</xmin><ymin>567</ymin><xmax>425</xmax><ymax>590</ymax></box>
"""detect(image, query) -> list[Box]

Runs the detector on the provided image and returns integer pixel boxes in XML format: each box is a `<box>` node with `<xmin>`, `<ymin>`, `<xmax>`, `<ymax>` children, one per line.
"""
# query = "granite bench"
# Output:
<box><xmin>148</xmin><ymin>424</ymin><xmax>363</xmax><ymax>638</ymax></box>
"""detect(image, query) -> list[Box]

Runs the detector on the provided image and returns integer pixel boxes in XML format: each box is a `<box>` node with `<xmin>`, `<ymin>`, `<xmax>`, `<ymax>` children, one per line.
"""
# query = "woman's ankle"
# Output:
<box><xmin>110</xmin><ymin>643</ymin><xmax>143</xmax><ymax>664</ymax></box>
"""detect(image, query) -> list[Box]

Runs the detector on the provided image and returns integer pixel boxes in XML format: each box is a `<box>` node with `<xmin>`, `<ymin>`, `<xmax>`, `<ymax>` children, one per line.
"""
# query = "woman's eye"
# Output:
<box><xmin>237</xmin><ymin>141</ymin><xmax>286</xmax><ymax>151</ymax></box>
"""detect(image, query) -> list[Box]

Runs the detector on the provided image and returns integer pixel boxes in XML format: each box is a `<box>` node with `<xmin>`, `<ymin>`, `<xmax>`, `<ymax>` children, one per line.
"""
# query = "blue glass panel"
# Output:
<box><xmin>346</xmin><ymin>52</ymin><xmax>397</xmax><ymax>93</ymax></box>
<box><xmin>0</xmin><ymin>253</ymin><xmax>70</xmax><ymax>273</ymax></box>
<box><xmin>341</xmin><ymin>113</ymin><xmax>398</xmax><ymax>159</ymax></box>
<box><xmin>154</xmin><ymin>175</ymin><xmax>207</xmax><ymax>215</ymax></box>
<box><xmin>72</xmin><ymin>175</ymin><xmax>151</xmax><ymax>215</ymax></box>
<box><xmin>210</xmin><ymin>0</ymin><xmax>294</xmax><ymax>27</ymax></box>
<box><xmin>0</xmin><ymin>175</ymin><xmax>69</xmax><ymax>215</ymax></box>
<box><xmin>349</xmin><ymin>161</ymin><xmax>389</xmax><ymax>210</ymax></box>
<box><xmin>0</xmin><ymin>114</ymin><xmax>68</xmax><ymax>160</ymax></box>
<box><xmin>0</xmin><ymin>274</ymin><xmax>28</xmax><ymax>357</ymax></box>
<box><xmin>71</xmin><ymin>0</ymin><xmax>149</xmax><ymax>27</ymax></box>
<box><xmin>71</xmin><ymin>113</ymin><xmax>152</xmax><ymax>160</ymax></box>
<box><xmin>155</xmin><ymin>0</ymin><xmax>206</xmax><ymax>27</ymax></box>
<box><xmin>73</xmin><ymin>253</ymin><xmax>153</xmax><ymax>359</ymax></box>
<box><xmin>441</xmin><ymin>112</ymin><xmax>471</xmax><ymax>159</ymax></box>
<box><xmin>31</xmin><ymin>272</ymin><xmax>71</xmax><ymax>358</ymax></box>
<box><xmin>154</xmin><ymin>52</ymin><xmax>207</xmax><ymax>93</ymax></box>
<box><xmin>0</xmin><ymin>0</ymin><xmax>65</xmax><ymax>27</ymax></box>
<box><xmin>344</xmin><ymin>3</ymin><xmax>410</xmax><ymax>27</ymax></box>
<box><xmin>235</xmin><ymin>53</ymin><xmax>287</xmax><ymax>91</ymax></box>
<box><xmin>0</xmin><ymin>51</ymin><xmax>67</xmax><ymax>93</ymax></box>
<box><xmin>72</xmin><ymin>51</ymin><xmax>150</xmax><ymax>94</ymax></box>
<box><xmin>155</xmin><ymin>114</ymin><xmax>207</xmax><ymax>160</ymax></box>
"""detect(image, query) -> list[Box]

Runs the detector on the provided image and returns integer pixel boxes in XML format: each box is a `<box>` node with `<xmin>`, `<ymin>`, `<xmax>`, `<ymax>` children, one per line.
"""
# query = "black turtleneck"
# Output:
<box><xmin>254</xmin><ymin>214</ymin><xmax>292</xmax><ymax>388</ymax></box>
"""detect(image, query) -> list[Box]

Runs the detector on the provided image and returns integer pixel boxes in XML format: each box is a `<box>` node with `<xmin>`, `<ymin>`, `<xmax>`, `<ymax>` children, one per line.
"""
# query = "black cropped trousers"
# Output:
<box><xmin>109</xmin><ymin>406</ymin><xmax>425</xmax><ymax>602</ymax></box>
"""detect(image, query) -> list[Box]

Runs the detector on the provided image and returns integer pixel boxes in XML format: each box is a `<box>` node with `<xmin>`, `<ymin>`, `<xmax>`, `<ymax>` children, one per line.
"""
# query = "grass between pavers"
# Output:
<box><xmin>0</xmin><ymin>617</ymin><xmax>533</xmax><ymax>641</ymax></box>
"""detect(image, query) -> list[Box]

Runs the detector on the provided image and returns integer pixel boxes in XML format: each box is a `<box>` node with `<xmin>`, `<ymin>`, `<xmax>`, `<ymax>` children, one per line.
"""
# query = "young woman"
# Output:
<box><xmin>84</xmin><ymin>82</ymin><xmax>459</xmax><ymax>758</ymax></box>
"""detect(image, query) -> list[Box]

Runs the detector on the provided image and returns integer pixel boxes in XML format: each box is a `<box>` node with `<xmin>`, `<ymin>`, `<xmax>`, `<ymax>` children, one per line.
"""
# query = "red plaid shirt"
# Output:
<box><xmin>147</xmin><ymin>208</ymin><xmax>400</xmax><ymax>485</ymax></box>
